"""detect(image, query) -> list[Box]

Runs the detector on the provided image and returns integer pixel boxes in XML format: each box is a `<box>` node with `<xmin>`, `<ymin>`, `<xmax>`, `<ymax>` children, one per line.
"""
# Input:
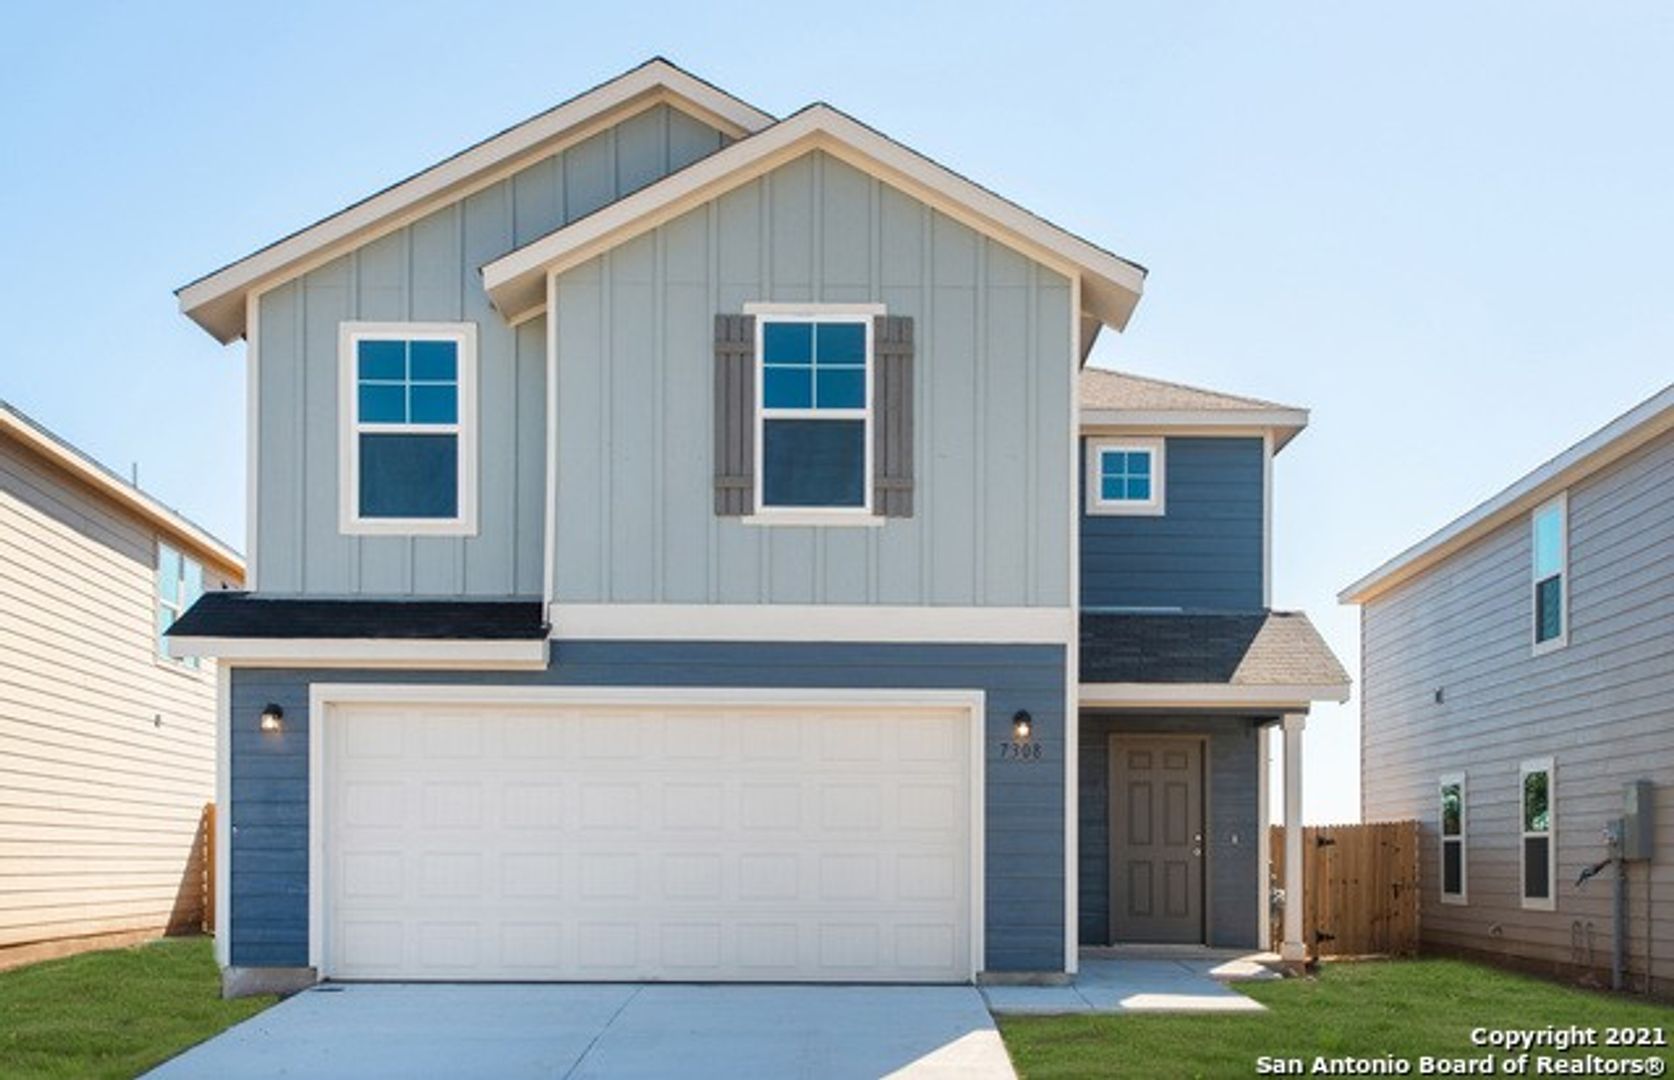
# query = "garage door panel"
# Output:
<box><xmin>325</xmin><ymin>702</ymin><xmax>971</xmax><ymax>982</ymax></box>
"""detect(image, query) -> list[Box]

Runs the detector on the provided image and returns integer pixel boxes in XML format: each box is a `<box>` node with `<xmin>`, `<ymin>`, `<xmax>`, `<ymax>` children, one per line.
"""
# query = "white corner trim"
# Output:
<box><xmin>482</xmin><ymin>105</ymin><xmax>1145</xmax><ymax>331</ymax></box>
<box><xmin>214</xmin><ymin>663</ymin><xmax>232</xmax><ymax>968</ymax></box>
<box><xmin>1079</xmin><ymin>682</ymin><xmax>1349</xmax><ymax>708</ymax></box>
<box><xmin>548</xmin><ymin>604</ymin><xmax>1075</xmax><ymax>644</ymax></box>
<box><xmin>245</xmin><ymin>293</ymin><xmax>261</xmax><ymax>591</ymax></box>
<box><xmin>179</xmin><ymin>60</ymin><xmax>775</xmax><ymax>343</ymax></box>
<box><xmin>305</xmin><ymin>683</ymin><xmax>987</xmax><ymax>981</ymax></box>
<box><xmin>167</xmin><ymin>636</ymin><xmax>548</xmax><ymax>668</ymax></box>
<box><xmin>1064</xmin><ymin>273</ymin><xmax>1081</xmax><ymax>977</ymax></box>
<box><xmin>337</xmin><ymin>322</ymin><xmax>480</xmax><ymax>538</ymax></box>
<box><xmin>1262</xmin><ymin>431</ymin><xmax>1274</xmax><ymax>608</ymax></box>
<box><xmin>1084</xmin><ymin>436</ymin><xmax>1166</xmax><ymax>517</ymax></box>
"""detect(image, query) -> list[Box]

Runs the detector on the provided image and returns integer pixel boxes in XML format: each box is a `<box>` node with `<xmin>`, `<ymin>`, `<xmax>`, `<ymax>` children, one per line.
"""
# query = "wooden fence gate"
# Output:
<box><xmin>1269</xmin><ymin>820</ymin><xmax>1419</xmax><ymax>958</ymax></box>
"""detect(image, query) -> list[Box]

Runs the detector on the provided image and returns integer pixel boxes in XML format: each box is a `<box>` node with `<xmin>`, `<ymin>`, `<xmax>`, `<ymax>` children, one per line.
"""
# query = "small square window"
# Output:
<box><xmin>1087</xmin><ymin>438</ymin><xmax>1165</xmax><ymax>516</ymax></box>
<box><xmin>340</xmin><ymin>323</ymin><xmax>477</xmax><ymax>536</ymax></box>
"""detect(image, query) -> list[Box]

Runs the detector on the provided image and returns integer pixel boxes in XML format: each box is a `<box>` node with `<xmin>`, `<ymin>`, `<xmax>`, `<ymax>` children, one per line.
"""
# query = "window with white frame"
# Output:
<box><xmin>1439</xmin><ymin>773</ymin><xmax>1467</xmax><ymax>904</ymax></box>
<box><xmin>1086</xmin><ymin>437</ymin><xmax>1165</xmax><ymax>516</ymax></box>
<box><xmin>339</xmin><ymin>323</ymin><xmax>477</xmax><ymax>535</ymax></box>
<box><xmin>1520</xmin><ymin>757</ymin><xmax>1555</xmax><ymax>910</ymax></box>
<box><xmin>1531</xmin><ymin>495</ymin><xmax>1567</xmax><ymax>651</ymax></box>
<box><xmin>754</xmin><ymin>310</ymin><xmax>872</xmax><ymax>516</ymax></box>
<box><xmin>157</xmin><ymin>542</ymin><xmax>203</xmax><ymax>669</ymax></box>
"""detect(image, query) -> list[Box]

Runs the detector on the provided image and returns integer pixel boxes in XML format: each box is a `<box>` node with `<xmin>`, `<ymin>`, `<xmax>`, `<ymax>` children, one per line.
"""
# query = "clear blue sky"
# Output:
<box><xmin>2</xmin><ymin>3</ymin><xmax>1668</xmax><ymax>822</ymax></box>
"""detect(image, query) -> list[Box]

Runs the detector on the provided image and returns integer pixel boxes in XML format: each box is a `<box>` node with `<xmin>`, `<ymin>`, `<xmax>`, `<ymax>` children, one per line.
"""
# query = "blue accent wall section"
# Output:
<box><xmin>229</xmin><ymin>642</ymin><xmax>1068</xmax><ymax>973</ymax></box>
<box><xmin>1078</xmin><ymin>713</ymin><xmax>1263</xmax><ymax>949</ymax></box>
<box><xmin>1080</xmin><ymin>437</ymin><xmax>1264</xmax><ymax>610</ymax></box>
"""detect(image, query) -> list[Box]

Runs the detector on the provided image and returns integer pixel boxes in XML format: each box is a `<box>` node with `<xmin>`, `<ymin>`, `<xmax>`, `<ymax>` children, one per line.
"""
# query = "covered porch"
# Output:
<box><xmin>1076</xmin><ymin>611</ymin><xmax>1350</xmax><ymax>969</ymax></box>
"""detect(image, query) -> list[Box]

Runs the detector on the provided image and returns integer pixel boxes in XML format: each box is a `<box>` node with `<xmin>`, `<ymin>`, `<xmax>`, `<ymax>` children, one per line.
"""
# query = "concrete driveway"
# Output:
<box><xmin>146</xmin><ymin>983</ymin><xmax>1014</xmax><ymax>1079</ymax></box>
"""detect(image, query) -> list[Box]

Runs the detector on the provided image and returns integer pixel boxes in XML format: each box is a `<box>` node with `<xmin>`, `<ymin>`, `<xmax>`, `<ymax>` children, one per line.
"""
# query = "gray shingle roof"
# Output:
<box><xmin>1080</xmin><ymin>611</ymin><xmax>1349</xmax><ymax>687</ymax></box>
<box><xmin>168</xmin><ymin>592</ymin><xmax>548</xmax><ymax>640</ymax></box>
<box><xmin>1079</xmin><ymin>368</ymin><xmax>1301</xmax><ymax>414</ymax></box>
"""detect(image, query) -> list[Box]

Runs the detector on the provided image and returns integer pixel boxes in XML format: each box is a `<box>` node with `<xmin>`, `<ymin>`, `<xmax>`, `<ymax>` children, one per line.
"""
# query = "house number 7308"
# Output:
<box><xmin>997</xmin><ymin>742</ymin><xmax>1044</xmax><ymax>761</ymax></box>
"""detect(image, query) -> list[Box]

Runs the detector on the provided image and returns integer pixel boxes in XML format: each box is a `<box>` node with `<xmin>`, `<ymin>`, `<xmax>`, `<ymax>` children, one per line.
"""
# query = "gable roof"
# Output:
<box><xmin>1340</xmin><ymin>382</ymin><xmax>1674</xmax><ymax>605</ymax></box>
<box><xmin>177</xmin><ymin>58</ymin><xmax>774</xmax><ymax>344</ymax></box>
<box><xmin>0</xmin><ymin>401</ymin><xmax>244</xmax><ymax>578</ymax></box>
<box><xmin>481</xmin><ymin>103</ymin><xmax>1147</xmax><ymax>332</ymax></box>
<box><xmin>1080</xmin><ymin>367</ymin><xmax>1310</xmax><ymax>450</ymax></box>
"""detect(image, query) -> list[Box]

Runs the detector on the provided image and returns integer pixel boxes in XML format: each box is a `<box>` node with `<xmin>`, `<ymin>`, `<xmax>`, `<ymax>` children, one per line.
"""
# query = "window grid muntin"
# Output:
<box><xmin>1098</xmin><ymin>447</ymin><xmax>1154</xmax><ymax>503</ymax></box>
<box><xmin>156</xmin><ymin>541</ymin><xmax>203</xmax><ymax>669</ymax></box>
<box><xmin>754</xmin><ymin>313</ymin><xmax>874</xmax><ymax>515</ymax></box>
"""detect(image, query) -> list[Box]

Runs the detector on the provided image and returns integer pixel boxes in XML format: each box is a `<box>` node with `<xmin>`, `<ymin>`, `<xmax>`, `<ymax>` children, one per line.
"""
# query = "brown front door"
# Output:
<box><xmin>1109</xmin><ymin>737</ymin><xmax>1205</xmax><ymax>944</ymax></box>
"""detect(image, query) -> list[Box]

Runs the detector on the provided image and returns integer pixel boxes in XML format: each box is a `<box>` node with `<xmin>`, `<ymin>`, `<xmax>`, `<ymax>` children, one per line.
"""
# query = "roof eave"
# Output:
<box><xmin>1079</xmin><ymin>407</ymin><xmax>1309</xmax><ymax>451</ymax></box>
<box><xmin>1079</xmin><ymin>681</ymin><xmax>1351</xmax><ymax>709</ymax></box>
<box><xmin>481</xmin><ymin>104</ymin><xmax>1146</xmax><ymax>334</ymax></box>
<box><xmin>1341</xmin><ymin>384</ymin><xmax>1674</xmax><ymax>605</ymax></box>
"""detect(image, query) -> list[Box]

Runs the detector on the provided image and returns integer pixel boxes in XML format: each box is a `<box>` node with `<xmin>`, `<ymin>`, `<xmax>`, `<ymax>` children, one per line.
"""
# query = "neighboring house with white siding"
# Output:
<box><xmin>0</xmin><ymin>402</ymin><xmax>243</xmax><ymax>968</ymax></box>
<box><xmin>1342</xmin><ymin>384</ymin><xmax>1673</xmax><ymax>992</ymax></box>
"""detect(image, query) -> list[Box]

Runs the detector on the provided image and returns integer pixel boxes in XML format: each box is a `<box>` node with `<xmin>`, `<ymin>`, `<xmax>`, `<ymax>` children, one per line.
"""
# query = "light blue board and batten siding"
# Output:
<box><xmin>552</xmin><ymin>150</ymin><xmax>1075</xmax><ymax>607</ymax></box>
<box><xmin>227</xmin><ymin>644</ymin><xmax>1069</xmax><ymax>973</ymax></box>
<box><xmin>1080</xmin><ymin>436</ymin><xmax>1265</xmax><ymax>610</ymax></box>
<box><xmin>253</xmin><ymin>104</ymin><xmax>728</xmax><ymax>597</ymax></box>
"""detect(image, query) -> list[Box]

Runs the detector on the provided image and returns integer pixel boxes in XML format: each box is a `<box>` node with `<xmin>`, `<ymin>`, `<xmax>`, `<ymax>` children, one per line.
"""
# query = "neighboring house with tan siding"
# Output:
<box><xmin>1342</xmin><ymin>384</ymin><xmax>1673</xmax><ymax>993</ymax></box>
<box><xmin>0</xmin><ymin>402</ymin><xmax>243</xmax><ymax>968</ymax></box>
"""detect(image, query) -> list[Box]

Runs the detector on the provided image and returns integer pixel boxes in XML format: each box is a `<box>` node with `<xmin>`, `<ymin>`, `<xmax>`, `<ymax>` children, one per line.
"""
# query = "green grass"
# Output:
<box><xmin>1000</xmin><ymin>959</ymin><xmax>1674</xmax><ymax>1079</ymax></box>
<box><xmin>0</xmin><ymin>936</ymin><xmax>274</xmax><ymax>1080</ymax></box>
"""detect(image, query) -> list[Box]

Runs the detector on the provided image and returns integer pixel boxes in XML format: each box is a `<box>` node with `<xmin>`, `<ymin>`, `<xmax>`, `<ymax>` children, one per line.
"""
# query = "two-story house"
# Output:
<box><xmin>168</xmin><ymin>59</ymin><xmax>1348</xmax><ymax>997</ymax></box>
<box><xmin>1343</xmin><ymin>385</ymin><xmax>1672</xmax><ymax>992</ymax></box>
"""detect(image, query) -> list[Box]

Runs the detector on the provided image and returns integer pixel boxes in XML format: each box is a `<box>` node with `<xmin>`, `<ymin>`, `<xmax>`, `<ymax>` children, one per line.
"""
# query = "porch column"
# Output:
<box><xmin>1281</xmin><ymin>713</ymin><xmax>1308</xmax><ymax>967</ymax></box>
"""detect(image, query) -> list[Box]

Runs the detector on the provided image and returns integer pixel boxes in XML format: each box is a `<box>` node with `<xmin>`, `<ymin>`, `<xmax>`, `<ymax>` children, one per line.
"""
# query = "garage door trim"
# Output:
<box><xmin>305</xmin><ymin>683</ymin><xmax>988</xmax><ymax>981</ymax></box>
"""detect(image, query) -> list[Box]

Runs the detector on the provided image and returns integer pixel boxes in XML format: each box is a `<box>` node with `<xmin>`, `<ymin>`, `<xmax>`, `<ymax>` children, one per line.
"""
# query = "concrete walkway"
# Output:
<box><xmin>147</xmin><ymin>983</ymin><xmax>1015</xmax><ymax>1079</ymax></box>
<box><xmin>981</xmin><ymin>950</ymin><xmax>1277</xmax><ymax>1015</ymax></box>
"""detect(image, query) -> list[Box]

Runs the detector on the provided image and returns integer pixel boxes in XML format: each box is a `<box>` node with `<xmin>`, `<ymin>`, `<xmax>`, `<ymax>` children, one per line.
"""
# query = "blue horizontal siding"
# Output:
<box><xmin>229</xmin><ymin>641</ymin><xmax>1068</xmax><ymax>975</ymax></box>
<box><xmin>1081</xmin><ymin>437</ymin><xmax>1265</xmax><ymax>610</ymax></box>
<box><xmin>1078</xmin><ymin>713</ymin><xmax>1264</xmax><ymax>949</ymax></box>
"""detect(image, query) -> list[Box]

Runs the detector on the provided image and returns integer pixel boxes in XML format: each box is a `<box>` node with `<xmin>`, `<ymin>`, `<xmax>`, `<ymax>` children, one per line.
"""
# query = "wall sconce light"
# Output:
<box><xmin>1012</xmin><ymin>709</ymin><xmax>1033</xmax><ymax>742</ymax></box>
<box><xmin>259</xmin><ymin>704</ymin><xmax>284</xmax><ymax>734</ymax></box>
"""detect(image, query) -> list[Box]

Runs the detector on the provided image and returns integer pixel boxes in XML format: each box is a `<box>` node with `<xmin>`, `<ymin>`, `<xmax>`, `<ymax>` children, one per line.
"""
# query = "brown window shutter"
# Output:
<box><xmin>873</xmin><ymin>315</ymin><xmax>915</xmax><ymax>517</ymax></box>
<box><xmin>713</xmin><ymin>314</ymin><xmax>756</xmax><ymax>515</ymax></box>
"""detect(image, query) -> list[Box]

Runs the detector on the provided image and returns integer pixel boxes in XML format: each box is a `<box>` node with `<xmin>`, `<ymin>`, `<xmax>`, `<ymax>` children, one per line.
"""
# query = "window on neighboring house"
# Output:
<box><xmin>754</xmin><ymin>311</ymin><xmax>872</xmax><ymax>516</ymax></box>
<box><xmin>157</xmin><ymin>542</ymin><xmax>203</xmax><ymax>669</ymax></box>
<box><xmin>1521</xmin><ymin>757</ymin><xmax>1555</xmax><ymax>910</ymax></box>
<box><xmin>1086</xmin><ymin>437</ymin><xmax>1165</xmax><ymax>516</ymax></box>
<box><xmin>340</xmin><ymin>323</ymin><xmax>477</xmax><ymax>535</ymax></box>
<box><xmin>1439</xmin><ymin>773</ymin><xmax>1466</xmax><ymax>904</ymax></box>
<box><xmin>1531</xmin><ymin>495</ymin><xmax>1567</xmax><ymax>652</ymax></box>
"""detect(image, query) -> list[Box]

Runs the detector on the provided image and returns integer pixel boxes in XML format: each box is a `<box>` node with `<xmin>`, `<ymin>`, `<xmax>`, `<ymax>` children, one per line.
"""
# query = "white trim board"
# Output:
<box><xmin>482</xmin><ymin>104</ymin><xmax>1145</xmax><ymax>333</ymax></box>
<box><xmin>179</xmin><ymin>59</ymin><xmax>774</xmax><ymax>343</ymax></box>
<box><xmin>547</xmin><ymin>604</ymin><xmax>1076</xmax><ymax>644</ymax></box>
<box><xmin>1079</xmin><ymin>682</ymin><xmax>1350</xmax><ymax>709</ymax></box>
<box><xmin>166</xmin><ymin>636</ymin><xmax>548</xmax><ymax>668</ymax></box>
<box><xmin>1079</xmin><ymin>409</ymin><xmax>1309</xmax><ymax>452</ymax></box>
<box><xmin>1341</xmin><ymin>383</ymin><xmax>1674</xmax><ymax>604</ymax></box>
<box><xmin>305</xmin><ymin>683</ymin><xmax>988</xmax><ymax>982</ymax></box>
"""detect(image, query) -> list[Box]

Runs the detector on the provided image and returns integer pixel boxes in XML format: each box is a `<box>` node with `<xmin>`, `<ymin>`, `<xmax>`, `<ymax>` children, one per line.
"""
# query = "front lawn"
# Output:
<box><xmin>1000</xmin><ymin>958</ymin><xmax>1674</xmax><ymax>1078</ymax></box>
<box><xmin>0</xmin><ymin>936</ymin><xmax>273</xmax><ymax>1080</ymax></box>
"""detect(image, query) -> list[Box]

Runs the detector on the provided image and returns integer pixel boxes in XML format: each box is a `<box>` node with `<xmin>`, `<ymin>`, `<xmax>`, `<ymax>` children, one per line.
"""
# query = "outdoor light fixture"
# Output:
<box><xmin>1012</xmin><ymin>709</ymin><xmax>1033</xmax><ymax>742</ymax></box>
<box><xmin>259</xmin><ymin>704</ymin><xmax>284</xmax><ymax>734</ymax></box>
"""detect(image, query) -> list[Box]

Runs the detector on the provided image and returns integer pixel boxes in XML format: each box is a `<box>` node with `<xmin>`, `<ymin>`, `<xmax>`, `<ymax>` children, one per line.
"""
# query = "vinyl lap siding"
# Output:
<box><xmin>0</xmin><ymin>437</ymin><xmax>231</xmax><ymax>951</ymax></box>
<box><xmin>551</xmin><ymin>150</ymin><xmax>1074</xmax><ymax>607</ymax></box>
<box><xmin>255</xmin><ymin>104</ymin><xmax>728</xmax><ymax>597</ymax></box>
<box><xmin>229</xmin><ymin>643</ymin><xmax>1068</xmax><ymax>973</ymax></box>
<box><xmin>1360</xmin><ymin>431</ymin><xmax>1674</xmax><ymax>986</ymax></box>
<box><xmin>1081</xmin><ymin>437</ymin><xmax>1264</xmax><ymax>610</ymax></box>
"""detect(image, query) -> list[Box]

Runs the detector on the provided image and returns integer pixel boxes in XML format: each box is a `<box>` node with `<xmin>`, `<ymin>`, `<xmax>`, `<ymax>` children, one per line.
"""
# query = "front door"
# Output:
<box><xmin>1109</xmin><ymin>737</ymin><xmax>1204</xmax><ymax>944</ymax></box>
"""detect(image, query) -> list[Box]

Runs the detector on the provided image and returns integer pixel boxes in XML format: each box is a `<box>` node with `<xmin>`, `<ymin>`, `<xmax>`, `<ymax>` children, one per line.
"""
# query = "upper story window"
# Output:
<box><xmin>157</xmin><ymin>542</ymin><xmax>203</xmax><ymax>669</ymax></box>
<box><xmin>1086</xmin><ymin>437</ymin><xmax>1165</xmax><ymax>516</ymax></box>
<box><xmin>751</xmin><ymin>306</ymin><xmax>875</xmax><ymax>521</ymax></box>
<box><xmin>339</xmin><ymin>323</ymin><xmax>478</xmax><ymax>536</ymax></box>
<box><xmin>1439</xmin><ymin>773</ymin><xmax>1467</xmax><ymax>904</ymax></box>
<box><xmin>1531</xmin><ymin>494</ymin><xmax>1567</xmax><ymax>653</ymax></box>
<box><xmin>1520</xmin><ymin>757</ymin><xmax>1555</xmax><ymax>910</ymax></box>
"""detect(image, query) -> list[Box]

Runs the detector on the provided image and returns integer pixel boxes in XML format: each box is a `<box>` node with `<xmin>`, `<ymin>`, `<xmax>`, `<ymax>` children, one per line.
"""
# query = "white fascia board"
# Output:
<box><xmin>549</xmin><ymin>603</ymin><xmax>1075</xmax><ymax>644</ymax></box>
<box><xmin>178</xmin><ymin>59</ymin><xmax>774</xmax><ymax>344</ymax></box>
<box><xmin>1079</xmin><ymin>682</ymin><xmax>1351</xmax><ymax>708</ymax></box>
<box><xmin>1341</xmin><ymin>385</ymin><xmax>1674</xmax><ymax>605</ymax></box>
<box><xmin>168</xmin><ymin>636</ymin><xmax>548</xmax><ymax>669</ymax></box>
<box><xmin>0</xmin><ymin>408</ymin><xmax>245</xmax><ymax>578</ymax></box>
<box><xmin>482</xmin><ymin>104</ymin><xmax>1146</xmax><ymax>331</ymax></box>
<box><xmin>1079</xmin><ymin>407</ymin><xmax>1310</xmax><ymax>452</ymax></box>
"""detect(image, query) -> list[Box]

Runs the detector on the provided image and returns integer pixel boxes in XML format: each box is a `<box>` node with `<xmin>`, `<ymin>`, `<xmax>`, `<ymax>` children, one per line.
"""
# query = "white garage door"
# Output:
<box><xmin>321</xmin><ymin>697</ymin><xmax>974</xmax><ymax>983</ymax></box>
